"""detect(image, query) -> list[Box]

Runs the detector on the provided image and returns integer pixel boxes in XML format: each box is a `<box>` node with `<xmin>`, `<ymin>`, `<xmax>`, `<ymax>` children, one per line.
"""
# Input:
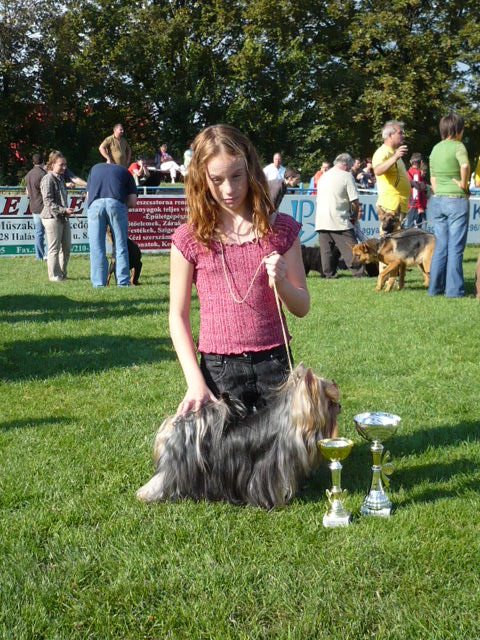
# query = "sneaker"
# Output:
<box><xmin>49</xmin><ymin>276</ymin><xmax>63</xmax><ymax>282</ymax></box>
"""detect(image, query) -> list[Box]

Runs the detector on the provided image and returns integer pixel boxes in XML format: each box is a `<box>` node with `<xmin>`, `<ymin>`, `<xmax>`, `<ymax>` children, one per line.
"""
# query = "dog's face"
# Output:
<box><xmin>378</xmin><ymin>210</ymin><xmax>401</xmax><ymax>234</ymax></box>
<box><xmin>290</xmin><ymin>365</ymin><xmax>340</xmax><ymax>443</ymax></box>
<box><xmin>351</xmin><ymin>242</ymin><xmax>378</xmax><ymax>265</ymax></box>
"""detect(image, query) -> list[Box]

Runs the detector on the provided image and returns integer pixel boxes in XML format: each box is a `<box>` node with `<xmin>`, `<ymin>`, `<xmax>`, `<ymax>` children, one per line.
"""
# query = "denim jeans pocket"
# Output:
<box><xmin>200</xmin><ymin>355</ymin><xmax>228</xmax><ymax>384</ymax></box>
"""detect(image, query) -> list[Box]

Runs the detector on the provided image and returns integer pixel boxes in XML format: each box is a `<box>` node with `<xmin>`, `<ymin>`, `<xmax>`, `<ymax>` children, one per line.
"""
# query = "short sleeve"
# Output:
<box><xmin>346</xmin><ymin>173</ymin><xmax>359</xmax><ymax>202</ymax></box>
<box><xmin>455</xmin><ymin>143</ymin><xmax>469</xmax><ymax>167</ymax></box>
<box><xmin>126</xmin><ymin>172</ymin><xmax>137</xmax><ymax>195</ymax></box>
<box><xmin>101</xmin><ymin>136</ymin><xmax>111</xmax><ymax>148</ymax></box>
<box><xmin>372</xmin><ymin>146</ymin><xmax>389</xmax><ymax>169</ymax></box>
<box><xmin>269</xmin><ymin>213</ymin><xmax>301</xmax><ymax>254</ymax></box>
<box><xmin>171</xmin><ymin>223</ymin><xmax>198</xmax><ymax>264</ymax></box>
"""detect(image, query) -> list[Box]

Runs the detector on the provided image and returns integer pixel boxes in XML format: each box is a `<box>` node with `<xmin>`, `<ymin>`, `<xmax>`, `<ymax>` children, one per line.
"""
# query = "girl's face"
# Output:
<box><xmin>206</xmin><ymin>152</ymin><xmax>249</xmax><ymax>218</ymax></box>
<box><xmin>52</xmin><ymin>157</ymin><xmax>67</xmax><ymax>174</ymax></box>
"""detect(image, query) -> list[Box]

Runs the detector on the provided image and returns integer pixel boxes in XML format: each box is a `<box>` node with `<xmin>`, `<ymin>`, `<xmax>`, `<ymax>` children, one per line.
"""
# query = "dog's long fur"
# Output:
<box><xmin>351</xmin><ymin>228</ymin><xmax>436</xmax><ymax>292</ymax></box>
<box><xmin>137</xmin><ymin>365</ymin><xmax>340</xmax><ymax>509</ymax></box>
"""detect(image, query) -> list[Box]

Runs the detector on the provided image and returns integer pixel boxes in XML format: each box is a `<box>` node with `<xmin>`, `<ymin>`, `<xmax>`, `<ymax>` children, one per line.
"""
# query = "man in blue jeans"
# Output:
<box><xmin>86</xmin><ymin>163</ymin><xmax>137</xmax><ymax>287</ymax></box>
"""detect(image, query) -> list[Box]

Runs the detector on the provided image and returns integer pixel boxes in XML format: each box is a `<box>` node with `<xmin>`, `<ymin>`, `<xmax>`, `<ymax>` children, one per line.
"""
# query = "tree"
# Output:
<box><xmin>0</xmin><ymin>1</ymin><xmax>60</xmax><ymax>180</ymax></box>
<box><xmin>348</xmin><ymin>0</ymin><xmax>480</xmax><ymax>161</ymax></box>
<box><xmin>2</xmin><ymin>0</ymin><xmax>479</xmax><ymax>182</ymax></box>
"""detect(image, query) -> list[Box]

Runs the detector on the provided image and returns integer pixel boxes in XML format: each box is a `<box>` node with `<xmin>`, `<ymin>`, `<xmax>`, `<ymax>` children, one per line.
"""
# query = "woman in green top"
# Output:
<box><xmin>428</xmin><ymin>114</ymin><xmax>470</xmax><ymax>298</ymax></box>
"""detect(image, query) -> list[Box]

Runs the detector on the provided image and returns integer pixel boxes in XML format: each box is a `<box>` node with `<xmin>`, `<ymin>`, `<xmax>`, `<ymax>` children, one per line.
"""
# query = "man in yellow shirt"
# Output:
<box><xmin>99</xmin><ymin>124</ymin><xmax>131</xmax><ymax>167</ymax></box>
<box><xmin>372</xmin><ymin>121</ymin><xmax>411</xmax><ymax>234</ymax></box>
<box><xmin>474</xmin><ymin>157</ymin><xmax>480</xmax><ymax>188</ymax></box>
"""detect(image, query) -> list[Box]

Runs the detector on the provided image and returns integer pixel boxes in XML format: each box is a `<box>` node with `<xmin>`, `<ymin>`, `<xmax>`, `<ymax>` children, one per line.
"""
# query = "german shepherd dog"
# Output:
<box><xmin>106</xmin><ymin>225</ymin><xmax>143</xmax><ymax>286</ymax></box>
<box><xmin>351</xmin><ymin>228</ymin><xmax>436</xmax><ymax>293</ymax></box>
<box><xmin>376</xmin><ymin>205</ymin><xmax>403</xmax><ymax>235</ymax></box>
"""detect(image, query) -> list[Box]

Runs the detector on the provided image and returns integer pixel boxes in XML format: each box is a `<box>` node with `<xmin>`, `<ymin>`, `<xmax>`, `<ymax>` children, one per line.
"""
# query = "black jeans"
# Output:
<box><xmin>200</xmin><ymin>345</ymin><xmax>292</xmax><ymax>413</ymax></box>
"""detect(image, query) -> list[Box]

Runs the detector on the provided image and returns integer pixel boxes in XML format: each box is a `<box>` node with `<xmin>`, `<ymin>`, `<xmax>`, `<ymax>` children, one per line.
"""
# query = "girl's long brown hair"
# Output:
<box><xmin>185</xmin><ymin>125</ymin><xmax>275</xmax><ymax>247</ymax></box>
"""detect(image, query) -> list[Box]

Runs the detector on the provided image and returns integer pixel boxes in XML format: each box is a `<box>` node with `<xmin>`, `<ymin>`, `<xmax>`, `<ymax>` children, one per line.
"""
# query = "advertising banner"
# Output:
<box><xmin>1</xmin><ymin>192</ymin><xmax>479</xmax><ymax>256</ymax></box>
<box><xmin>127</xmin><ymin>196</ymin><xmax>188</xmax><ymax>251</ymax></box>
<box><xmin>279</xmin><ymin>192</ymin><xmax>480</xmax><ymax>246</ymax></box>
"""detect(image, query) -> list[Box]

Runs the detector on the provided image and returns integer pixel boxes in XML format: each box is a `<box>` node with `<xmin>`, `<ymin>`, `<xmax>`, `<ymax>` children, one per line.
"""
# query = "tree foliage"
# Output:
<box><xmin>1</xmin><ymin>0</ymin><xmax>479</xmax><ymax>182</ymax></box>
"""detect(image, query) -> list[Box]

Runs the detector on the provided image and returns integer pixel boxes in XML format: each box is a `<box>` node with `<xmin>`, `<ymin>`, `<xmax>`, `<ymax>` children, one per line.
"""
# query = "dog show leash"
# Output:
<box><xmin>220</xmin><ymin>244</ymin><xmax>294</xmax><ymax>374</ymax></box>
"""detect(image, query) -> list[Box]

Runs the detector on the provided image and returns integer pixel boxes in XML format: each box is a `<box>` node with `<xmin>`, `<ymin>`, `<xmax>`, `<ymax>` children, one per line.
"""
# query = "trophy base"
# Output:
<box><xmin>360</xmin><ymin>489</ymin><xmax>392</xmax><ymax>518</ymax></box>
<box><xmin>323</xmin><ymin>510</ymin><xmax>352</xmax><ymax>528</ymax></box>
<box><xmin>360</xmin><ymin>504</ymin><xmax>392</xmax><ymax>518</ymax></box>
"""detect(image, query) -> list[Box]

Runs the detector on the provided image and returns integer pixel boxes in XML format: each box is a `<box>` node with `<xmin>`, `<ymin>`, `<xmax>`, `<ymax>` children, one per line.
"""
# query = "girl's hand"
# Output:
<box><xmin>264</xmin><ymin>252</ymin><xmax>287</xmax><ymax>284</ymax></box>
<box><xmin>175</xmin><ymin>383</ymin><xmax>217</xmax><ymax>417</ymax></box>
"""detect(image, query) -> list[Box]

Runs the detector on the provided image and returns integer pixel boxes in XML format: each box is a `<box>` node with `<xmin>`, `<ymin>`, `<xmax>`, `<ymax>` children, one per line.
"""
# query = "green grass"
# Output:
<box><xmin>1</xmin><ymin>250</ymin><xmax>480</xmax><ymax>639</ymax></box>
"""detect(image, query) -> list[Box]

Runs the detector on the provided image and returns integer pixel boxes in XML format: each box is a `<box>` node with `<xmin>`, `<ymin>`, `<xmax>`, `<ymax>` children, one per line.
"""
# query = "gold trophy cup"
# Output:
<box><xmin>319</xmin><ymin>437</ymin><xmax>354</xmax><ymax>528</ymax></box>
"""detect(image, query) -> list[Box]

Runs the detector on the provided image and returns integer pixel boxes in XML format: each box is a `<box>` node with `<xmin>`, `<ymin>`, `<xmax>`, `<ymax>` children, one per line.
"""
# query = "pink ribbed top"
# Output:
<box><xmin>172</xmin><ymin>213</ymin><xmax>302</xmax><ymax>355</ymax></box>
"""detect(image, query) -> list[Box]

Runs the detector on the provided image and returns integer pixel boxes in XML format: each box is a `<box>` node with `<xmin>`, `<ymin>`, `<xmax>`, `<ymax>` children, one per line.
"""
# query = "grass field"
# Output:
<box><xmin>1</xmin><ymin>250</ymin><xmax>479</xmax><ymax>639</ymax></box>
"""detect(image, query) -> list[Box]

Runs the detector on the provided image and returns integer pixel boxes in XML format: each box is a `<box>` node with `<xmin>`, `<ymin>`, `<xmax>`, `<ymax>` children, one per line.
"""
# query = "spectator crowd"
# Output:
<box><xmin>20</xmin><ymin>117</ymin><xmax>480</xmax><ymax>298</ymax></box>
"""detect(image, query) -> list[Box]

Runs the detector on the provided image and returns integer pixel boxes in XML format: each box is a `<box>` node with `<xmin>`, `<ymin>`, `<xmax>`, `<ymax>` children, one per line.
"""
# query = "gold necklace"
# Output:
<box><xmin>219</xmin><ymin>242</ymin><xmax>265</xmax><ymax>304</ymax></box>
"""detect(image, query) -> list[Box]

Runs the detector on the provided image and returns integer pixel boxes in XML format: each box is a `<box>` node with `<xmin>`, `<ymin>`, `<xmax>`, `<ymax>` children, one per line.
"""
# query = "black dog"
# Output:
<box><xmin>106</xmin><ymin>226</ymin><xmax>143</xmax><ymax>286</ymax></box>
<box><xmin>301</xmin><ymin>244</ymin><xmax>377</xmax><ymax>278</ymax></box>
<box><xmin>301</xmin><ymin>246</ymin><xmax>324</xmax><ymax>277</ymax></box>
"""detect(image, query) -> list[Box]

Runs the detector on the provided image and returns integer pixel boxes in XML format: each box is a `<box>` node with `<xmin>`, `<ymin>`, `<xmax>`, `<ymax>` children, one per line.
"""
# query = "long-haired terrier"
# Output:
<box><xmin>137</xmin><ymin>365</ymin><xmax>340</xmax><ymax>509</ymax></box>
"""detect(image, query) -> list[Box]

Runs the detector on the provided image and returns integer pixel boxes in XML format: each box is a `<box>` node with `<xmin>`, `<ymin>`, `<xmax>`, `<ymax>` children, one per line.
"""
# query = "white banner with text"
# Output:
<box><xmin>1</xmin><ymin>192</ymin><xmax>479</xmax><ymax>256</ymax></box>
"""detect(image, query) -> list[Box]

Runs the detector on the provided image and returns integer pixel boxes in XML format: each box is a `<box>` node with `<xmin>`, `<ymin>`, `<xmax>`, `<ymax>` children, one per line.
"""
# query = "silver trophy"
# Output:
<box><xmin>318</xmin><ymin>437</ymin><xmax>354</xmax><ymax>528</ymax></box>
<box><xmin>354</xmin><ymin>412</ymin><xmax>401</xmax><ymax>517</ymax></box>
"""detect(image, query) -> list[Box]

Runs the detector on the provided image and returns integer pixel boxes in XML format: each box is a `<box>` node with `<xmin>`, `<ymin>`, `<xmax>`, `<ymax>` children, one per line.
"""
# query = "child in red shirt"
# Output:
<box><xmin>405</xmin><ymin>152</ymin><xmax>428</xmax><ymax>228</ymax></box>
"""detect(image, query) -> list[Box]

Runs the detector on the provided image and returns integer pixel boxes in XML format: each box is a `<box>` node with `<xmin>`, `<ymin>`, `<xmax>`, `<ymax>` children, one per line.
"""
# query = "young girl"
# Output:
<box><xmin>170</xmin><ymin>125</ymin><xmax>309</xmax><ymax>415</ymax></box>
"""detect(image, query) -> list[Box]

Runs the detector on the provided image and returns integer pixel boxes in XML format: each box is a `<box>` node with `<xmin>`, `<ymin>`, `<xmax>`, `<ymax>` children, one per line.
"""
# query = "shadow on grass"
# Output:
<box><xmin>464</xmin><ymin>278</ymin><xmax>477</xmax><ymax>296</ymax></box>
<box><xmin>394</xmin><ymin>459</ymin><xmax>479</xmax><ymax>506</ymax></box>
<box><xmin>0</xmin><ymin>415</ymin><xmax>74</xmax><ymax>431</ymax></box>
<box><xmin>1</xmin><ymin>335</ymin><xmax>174</xmax><ymax>381</ymax></box>
<box><xmin>0</xmin><ymin>294</ymin><xmax>168</xmax><ymax>324</ymax></box>
<box><xmin>298</xmin><ymin>419</ymin><xmax>480</xmax><ymax>506</ymax></box>
<box><xmin>394</xmin><ymin>419</ymin><xmax>480</xmax><ymax>456</ymax></box>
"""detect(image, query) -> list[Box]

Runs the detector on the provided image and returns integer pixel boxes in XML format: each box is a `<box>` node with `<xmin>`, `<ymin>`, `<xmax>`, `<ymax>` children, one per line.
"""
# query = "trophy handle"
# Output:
<box><xmin>380</xmin><ymin>451</ymin><xmax>394</xmax><ymax>488</ymax></box>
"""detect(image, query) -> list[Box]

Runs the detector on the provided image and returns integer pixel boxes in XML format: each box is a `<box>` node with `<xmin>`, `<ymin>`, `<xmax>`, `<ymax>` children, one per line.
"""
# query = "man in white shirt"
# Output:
<box><xmin>263</xmin><ymin>152</ymin><xmax>285</xmax><ymax>181</ymax></box>
<box><xmin>315</xmin><ymin>153</ymin><xmax>364</xmax><ymax>278</ymax></box>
